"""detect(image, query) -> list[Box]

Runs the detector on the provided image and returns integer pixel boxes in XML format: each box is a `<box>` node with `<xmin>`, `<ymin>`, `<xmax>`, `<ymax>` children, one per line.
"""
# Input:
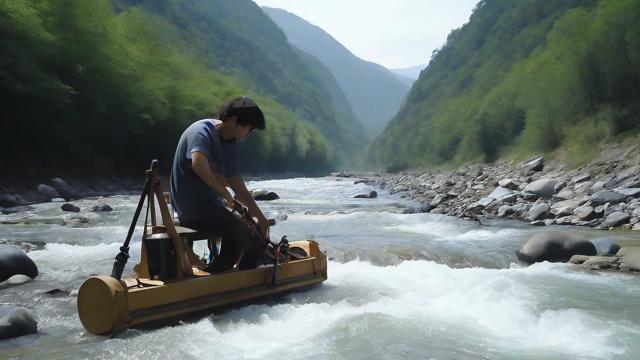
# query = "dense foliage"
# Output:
<box><xmin>0</xmin><ymin>0</ymin><xmax>364</xmax><ymax>179</ymax></box>
<box><xmin>371</xmin><ymin>0</ymin><xmax>640</xmax><ymax>168</ymax></box>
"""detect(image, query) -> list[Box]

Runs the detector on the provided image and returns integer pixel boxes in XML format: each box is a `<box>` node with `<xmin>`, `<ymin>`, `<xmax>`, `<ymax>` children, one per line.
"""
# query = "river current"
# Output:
<box><xmin>1</xmin><ymin>177</ymin><xmax>640</xmax><ymax>359</ymax></box>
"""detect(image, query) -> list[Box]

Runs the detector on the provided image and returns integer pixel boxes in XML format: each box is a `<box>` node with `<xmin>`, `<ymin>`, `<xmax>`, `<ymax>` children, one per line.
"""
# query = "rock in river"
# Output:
<box><xmin>354</xmin><ymin>191</ymin><xmax>377</xmax><ymax>199</ymax></box>
<box><xmin>516</xmin><ymin>231</ymin><xmax>596</xmax><ymax>264</ymax></box>
<box><xmin>251</xmin><ymin>189</ymin><xmax>280</xmax><ymax>201</ymax></box>
<box><xmin>0</xmin><ymin>305</ymin><xmax>37</xmax><ymax>340</ymax></box>
<box><xmin>0</xmin><ymin>245</ymin><xmax>38</xmax><ymax>282</ymax></box>
<box><xmin>61</xmin><ymin>203</ymin><xmax>80</xmax><ymax>212</ymax></box>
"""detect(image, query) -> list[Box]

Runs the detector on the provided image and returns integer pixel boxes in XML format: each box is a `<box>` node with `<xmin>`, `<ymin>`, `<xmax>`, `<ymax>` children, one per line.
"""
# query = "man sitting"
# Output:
<box><xmin>170</xmin><ymin>97</ymin><xmax>269</xmax><ymax>271</ymax></box>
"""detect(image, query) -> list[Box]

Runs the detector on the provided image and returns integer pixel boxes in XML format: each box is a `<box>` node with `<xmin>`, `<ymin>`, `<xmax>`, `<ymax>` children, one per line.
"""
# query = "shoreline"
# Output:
<box><xmin>348</xmin><ymin>146</ymin><xmax>640</xmax><ymax>232</ymax></box>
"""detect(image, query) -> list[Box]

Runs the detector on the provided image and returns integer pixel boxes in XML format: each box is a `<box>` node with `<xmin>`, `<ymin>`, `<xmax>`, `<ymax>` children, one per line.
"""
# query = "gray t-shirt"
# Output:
<box><xmin>170</xmin><ymin>119</ymin><xmax>238</xmax><ymax>221</ymax></box>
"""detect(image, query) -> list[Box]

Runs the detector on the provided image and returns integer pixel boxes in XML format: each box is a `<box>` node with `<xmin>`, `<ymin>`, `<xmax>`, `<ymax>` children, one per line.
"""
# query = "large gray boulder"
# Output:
<box><xmin>51</xmin><ymin>178</ymin><xmax>81</xmax><ymax>200</ymax></box>
<box><xmin>601</xmin><ymin>211</ymin><xmax>631</xmax><ymax>228</ymax></box>
<box><xmin>524</xmin><ymin>157</ymin><xmax>544</xmax><ymax>172</ymax></box>
<box><xmin>0</xmin><ymin>245</ymin><xmax>38</xmax><ymax>282</ymax></box>
<box><xmin>516</xmin><ymin>231</ymin><xmax>596</xmax><ymax>264</ymax></box>
<box><xmin>590</xmin><ymin>190</ymin><xmax>626</xmax><ymax>206</ymax></box>
<box><xmin>527</xmin><ymin>202</ymin><xmax>550</xmax><ymax>221</ymax></box>
<box><xmin>0</xmin><ymin>305</ymin><xmax>37</xmax><ymax>340</ymax></box>
<box><xmin>36</xmin><ymin>184</ymin><xmax>61</xmax><ymax>200</ymax></box>
<box><xmin>523</xmin><ymin>179</ymin><xmax>557</xmax><ymax>200</ymax></box>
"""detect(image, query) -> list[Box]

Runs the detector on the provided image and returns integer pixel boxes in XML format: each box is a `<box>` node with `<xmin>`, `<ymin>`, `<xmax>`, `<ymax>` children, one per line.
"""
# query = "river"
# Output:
<box><xmin>1</xmin><ymin>177</ymin><xmax>640</xmax><ymax>359</ymax></box>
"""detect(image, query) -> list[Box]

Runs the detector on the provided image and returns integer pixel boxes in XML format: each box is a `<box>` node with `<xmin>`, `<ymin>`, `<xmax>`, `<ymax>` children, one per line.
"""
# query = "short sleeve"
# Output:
<box><xmin>186</xmin><ymin>126</ymin><xmax>213</xmax><ymax>161</ymax></box>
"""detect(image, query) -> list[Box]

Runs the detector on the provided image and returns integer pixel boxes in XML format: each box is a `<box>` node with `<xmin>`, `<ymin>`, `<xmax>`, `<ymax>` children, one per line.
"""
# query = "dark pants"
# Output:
<box><xmin>180</xmin><ymin>206</ymin><xmax>266</xmax><ymax>272</ymax></box>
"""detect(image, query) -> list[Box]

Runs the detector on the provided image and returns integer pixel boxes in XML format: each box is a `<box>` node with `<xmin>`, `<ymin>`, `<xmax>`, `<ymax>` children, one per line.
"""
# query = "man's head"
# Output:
<box><xmin>218</xmin><ymin>96</ymin><xmax>265</xmax><ymax>133</ymax></box>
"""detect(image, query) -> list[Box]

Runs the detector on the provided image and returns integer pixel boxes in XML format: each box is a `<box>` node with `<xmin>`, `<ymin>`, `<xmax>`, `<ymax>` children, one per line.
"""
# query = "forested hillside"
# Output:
<box><xmin>0</xmin><ymin>0</ymin><xmax>365</xmax><ymax>179</ymax></box>
<box><xmin>263</xmin><ymin>7</ymin><xmax>410</xmax><ymax>135</ymax></box>
<box><xmin>371</xmin><ymin>0</ymin><xmax>640</xmax><ymax>168</ymax></box>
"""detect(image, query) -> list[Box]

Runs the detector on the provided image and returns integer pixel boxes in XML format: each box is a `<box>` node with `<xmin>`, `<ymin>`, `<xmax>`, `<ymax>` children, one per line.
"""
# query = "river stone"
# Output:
<box><xmin>574</xmin><ymin>205</ymin><xmax>597</xmax><ymax>221</ymax></box>
<box><xmin>353</xmin><ymin>179</ymin><xmax>375</xmax><ymax>185</ymax></box>
<box><xmin>0</xmin><ymin>305</ymin><xmax>37</xmax><ymax>340</ymax></box>
<box><xmin>555</xmin><ymin>216</ymin><xmax>576</xmax><ymax>225</ymax></box>
<box><xmin>590</xmin><ymin>181</ymin><xmax>606</xmax><ymax>194</ymax></box>
<box><xmin>429</xmin><ymin>194</ymin><xmax>445</xmax><ymax>207</ymax></box>
<box><xmin>1</xmin><ymin>205</ymin><xmax>34</xmax><ymax>215</ymax></box>
<box><xmin>572</xmin><ymin>173</ymin><xmax>591</xmax><ymax>184</ymax></box>
<box><xmin>527</xmin><ymin>202</ymin><xmax>550</xmax><ymax>221</ymax></box>
<box><xmin>590</xmin><ymin>238</ymin><xmax>621</xmax><ymax>255</ymax></box>
<box><xmin>525</xmin><ymin>157</ymin><xmax>544</xmax><ymax>172</ymax></box>
<box><xmin>633</xmin><ymin>208</ymin><xmax>640</xmax><ymax>218</ymax></box>
<box><xmin>601</xmin><ymin>211</ymin><xmax>631</xmax><ymax>228</ymax></box>
<box><xmin>634</xmin><ymin>223</ymin><xmax>640</xmax><ymax>231</ymax></box>
<box><xmin>91</xmin><ymin>204</ymin><xmax>114</xmax><ymax>212</ymax></box>
<box><xmin>0</xmin><ymin>194</ymin><xmax>25</xmax><ymax>207</ymax></box>
<box><xmin>516</xmin><ymin>231</ymin><xmax>596</xmax><ymax>264</ymax></box>
<box><xmin>583</xmin><ymin>255</ymin><xmax>619</xmax><ymax>269</ymax></box>
<box><xmin>569</xmin><ymin>254</ymin><xmax>591</xmax><ymax>264</ymax></box>
<box><xmin>0</xmin><ymin>245</ymin><xmax>38</xmax><ymax>282</ymax></box>
<box><xmin>616</xmin><ymin>247</ymin><xmax>640</xmax><ymax>272</ymax></box>
<box><xmin>498</xmin><ymin>179</ymin><xmax>519</xmax><ymax>190</ymax></box>
<box><xmin>354</xmin><ymin>191</ymin><xmax>377</xmax><ymax>199</ymax></box>
<box><xmin>497</xmin><ymin>205</ymin><xmax>514</xmax><ymax>218</ymax></box>
<box><xmin>488</xmin><ymin>187</ymin><xmax>512</xmax><ymax>200</ymax></box>
<box><xmin>523</xmin><ymin>179</ymin><xmax>556</xmax><ymax>200</ymax></box>
<box><xmin>615</xmin><ymin>188</ymin><xmax>640</xmax><ymax>197</ymax></box>
<box><xmin>471</xmin><ymin>184</ymin><xmax>485</xmax><ymax>191</ymax></box>
<box><xmin>590</xmin><ymin>190</ymin><xmax>626</xmax><ymax>206</ymax></box>
<box><xmin>51</xmin><ymin>178</ymin><xmax>81</xmax><ymax>199</ymax></box>
<box><xmin>554</xmin><ymin>188</ymin><xmax>575</xmax><ymax>201</ymax></box>
<box><xmin>61</xmin><ymin>203</ymin><xmax>80</xmax><ymax>212</ymax></box>
<box><xmin>36</xmin><ymin>184</ymin><xmax>61</xmax><ymax>200</ymax></box>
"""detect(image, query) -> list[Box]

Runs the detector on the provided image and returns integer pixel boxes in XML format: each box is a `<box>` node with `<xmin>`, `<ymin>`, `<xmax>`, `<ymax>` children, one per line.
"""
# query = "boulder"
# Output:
<box><xmin>617</xmin><ymin>247</ymin><xmax>640</xmax><ymax>271</ymax></box>
<box><xmin>0</xmin><ymin>194</ymin><xmax>25</xmax><ymax>207</ymax></box>
<box><xmin>354</xmin><ymin>191</ymin><xmax>377</xmax><ymax>199</ymax></box>
<box><xmin>524</xmin><ymin>157</ymin><xmax>544</xmax><ymax>172</ymax></box>
<box><xmin>353</xmin><ymin>179</ymin><xmax>375</xmax><ymax>185</ymax></box>
<box><xmin>516</xmin><ymin>231</ymin><xmax>596</xmax><ymax>264</ymax></box>
<box><xmin>574</xmin><ymin>205</ymin><xmax>597</xmax><ymax>221</ymax></box>
<box><xmin>554</xmin><ymin>189</ymin><xmax>575</xmax><ymax>201</ymax></box>
<box><xmin>527</xmin><ymin>202</ymin><xmax>550</xmax><ymax>221</ymax></box>
<box><xmin>91</xmin><ymin>204</ymin><xmax>114</xmax><ymax>212</ymax></box>
<box><xmin>590</xmin><ymin>190</ymin><xmax>626</xmax><ymax>206</ymax></box>
<box><xmin>523</xmin><ymin>179</ymin><xmax>557</xmax><ymax>200</ymax></box>
<box><xmin>568</xmin><ymin>254</ymin><xmax>591</xmax><ymax>264</ymax></box>
<box><xmin>0</xmin><ymin>305</ymin><xmax>37</xmax><ymax>340</ymax></box>
<box><xmin>488</xmin><ymin>187</ymin><xmax>513</xmax><ymax>200</ymax></box>
<box><xmin>498</xmin><ymin>179</ymin><xmax>519</xmax><ymax>190</ymax></box>
<box><xmin>601</xmin><ymin>211</ymin><xmax>631</xmax><ymax>228</ymax></box>
<box><xmin>429</xmin><ymin>194</ymin><xmax>445</xmax><ymax>207</ymax></box>
<box><xmin>583</xmin><ymin>255</ymin><xmax>619</xmax><ymax>269</ymax></box>
<box><xmin>590</xmin><ymin>238</ymin><xmax>621</xmax><ymax>255</ymax></box>
<box><xmin>571</xmin><ymin>173</ymin><xmax>590</xmax><ymax>184</ymax></box>
<box><xmin>0</xmin><ymin>245</ymin><xmax>38</xmax><ymax>282</ymax></box>
<box><xmin>61</xmin><ymin>203</ymin><xmax>80</xmax><ymax>212</ymax></box>
<box><xmin>615</xmin><ymin>188</ymin><xmax>640</xmax><ymax>197</ymax></box>
<box><xmin>36</xmin><ymin>184</ymin><xmax>61</xmax><ymax>200</ymax></box>
<box><xmin>51</xmin><ymin>178</ymin><xmax>81</xmax><ymax>199</ymax></box>
<box><xmin>1</xmin><ymin>205</ymin><xmax>34</xmax><ymax>215</ymax></box>
<box><xmin>497</xmin><ymin>205</ymin><xmax>514</xmax><ymax>218</ymax></box>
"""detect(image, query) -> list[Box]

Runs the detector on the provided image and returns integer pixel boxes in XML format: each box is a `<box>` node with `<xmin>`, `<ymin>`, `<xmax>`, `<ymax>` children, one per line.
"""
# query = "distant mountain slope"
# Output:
<box><xmin>390</xmin><ymin>64</ymin><xmax>426</xmax><ymax>85</ymax></box>
<box><xmin>371</xmin><ymin>0</ymin><xmax>640</xmax><ymax>168</ymax></box>
<box><xmin>263</xmin><ymin>7</ymin><xmax>410</xmax><ymax>135</ymax></box>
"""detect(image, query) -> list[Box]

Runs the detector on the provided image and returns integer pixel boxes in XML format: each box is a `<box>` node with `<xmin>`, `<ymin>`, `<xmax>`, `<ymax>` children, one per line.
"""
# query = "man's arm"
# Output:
<box><xmin>191</xmin><ymin>151</ymin><xmax>234</xmax><ymax>207</ymax></box>
<box><xmin>228</xmin><ymin>176</ymin><xmax>269</xmax><ymax>239</ymax></box>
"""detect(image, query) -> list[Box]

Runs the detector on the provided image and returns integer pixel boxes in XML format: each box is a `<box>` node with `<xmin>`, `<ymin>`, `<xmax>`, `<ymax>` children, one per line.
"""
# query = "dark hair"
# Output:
<box><xmin>217</xmin><ymin>96</ymin><xmax>266</xmax><ymax>130</ymax></box>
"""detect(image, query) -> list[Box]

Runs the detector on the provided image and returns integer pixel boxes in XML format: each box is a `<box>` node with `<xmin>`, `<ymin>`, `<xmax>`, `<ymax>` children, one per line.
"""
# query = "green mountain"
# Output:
<box><xmin>0</xmin><ymin>0</ymin><xmax>365</xmax><ymax>179</ymax></box>
<box><xmin>262</xmin><ymin>7</ymin><xmax>410</xmax><ymax>135</ymax></box>
<box><xmin>371</xmin><ymin>0</ymin><xmax>640</xmax><ymax>168</ymax></box>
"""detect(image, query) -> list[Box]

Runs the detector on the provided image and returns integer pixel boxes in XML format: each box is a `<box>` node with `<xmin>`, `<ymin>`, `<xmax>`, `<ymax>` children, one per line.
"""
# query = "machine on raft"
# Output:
<box><xmin>77</xmin><ymin>160</ymin><xmax>327</xmax><ymax>335</ymax></box>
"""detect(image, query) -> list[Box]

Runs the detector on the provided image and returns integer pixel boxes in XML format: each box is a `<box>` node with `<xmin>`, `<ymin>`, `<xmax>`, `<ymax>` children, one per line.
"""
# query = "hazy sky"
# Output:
<box><xmin>253</xmin><ymin>0</ymin><xmax>479</xmax><ymax>69</ymax></box>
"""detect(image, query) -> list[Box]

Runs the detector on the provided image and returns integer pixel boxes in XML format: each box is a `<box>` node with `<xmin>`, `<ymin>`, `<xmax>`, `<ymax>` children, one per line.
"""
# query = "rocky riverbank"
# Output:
<box><xmin>349</xmin><ymin>144</ymin><xmax>640</xmax><ymax>232</ymax></box>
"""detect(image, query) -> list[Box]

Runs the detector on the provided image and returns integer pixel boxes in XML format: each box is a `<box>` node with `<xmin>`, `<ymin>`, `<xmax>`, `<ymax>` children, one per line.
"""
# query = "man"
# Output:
<box><xmin>170</xmin><ymin>96</ymin><xmax>269</xmax><ymax>271</ymax></box>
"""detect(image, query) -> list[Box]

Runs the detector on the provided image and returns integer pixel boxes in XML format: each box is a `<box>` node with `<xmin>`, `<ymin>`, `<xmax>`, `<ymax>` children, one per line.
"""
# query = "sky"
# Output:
<box><xmin>253</xmin><ymin>0</ymin><xmax>479</xmax><ymax>69</ymax></box>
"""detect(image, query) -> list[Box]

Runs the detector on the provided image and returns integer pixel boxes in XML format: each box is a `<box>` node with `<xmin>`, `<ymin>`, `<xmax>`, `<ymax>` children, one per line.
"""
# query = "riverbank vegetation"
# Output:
<box><xmin>0</xmin><ymin>0</ymin><xmax>367</xmax><ymax>179</ymax></box>
<box><xmin>371</xmin><ymin>0</ymin><xmax>640</xmax><ymax>169</ymax></box>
